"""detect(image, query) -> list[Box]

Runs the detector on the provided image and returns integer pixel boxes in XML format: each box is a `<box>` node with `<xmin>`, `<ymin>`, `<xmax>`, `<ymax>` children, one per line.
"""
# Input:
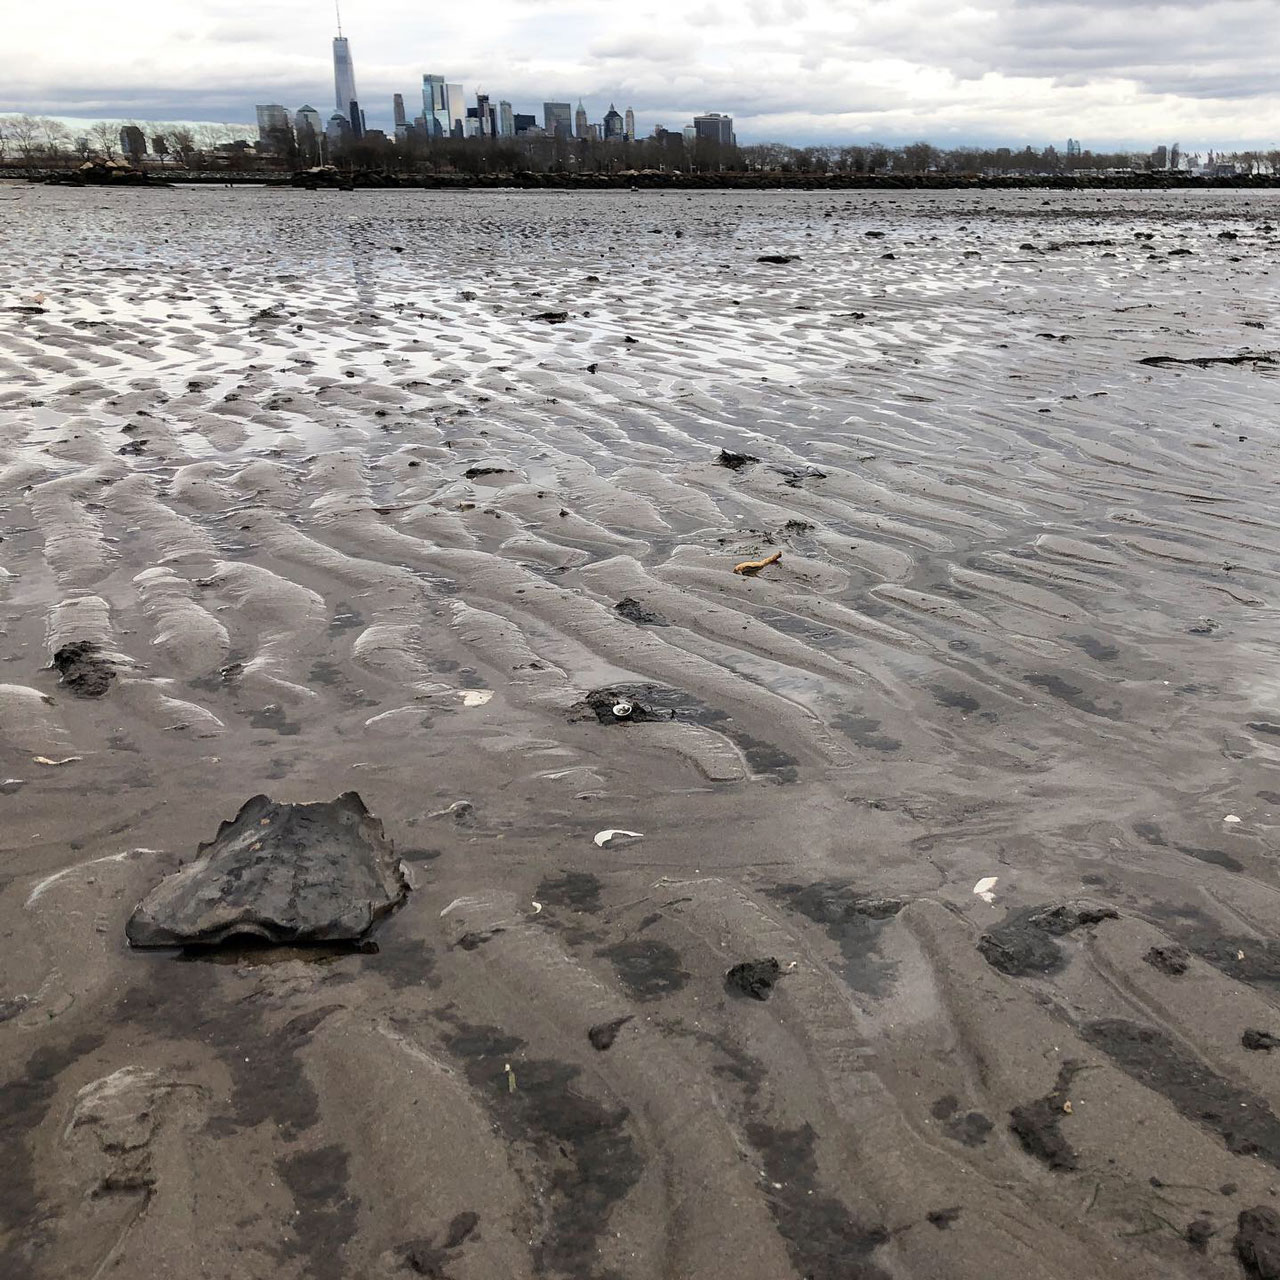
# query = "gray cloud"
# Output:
<box><xmin>2</xmin><ymin>0</ymin><xmax>1277</xmax><ymax>148</ymax></box>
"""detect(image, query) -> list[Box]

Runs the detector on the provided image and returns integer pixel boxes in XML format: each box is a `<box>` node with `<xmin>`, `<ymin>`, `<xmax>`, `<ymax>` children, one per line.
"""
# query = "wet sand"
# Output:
<box><xmin>2</xmin><ymin>184</ymin><xmax>1280</xmax><ymax>1278</ymax></box>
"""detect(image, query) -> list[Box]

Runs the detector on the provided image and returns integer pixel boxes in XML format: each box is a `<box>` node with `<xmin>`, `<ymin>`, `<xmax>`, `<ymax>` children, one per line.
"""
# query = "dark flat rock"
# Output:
<box><xmin>126</xmin><ymin>792</ymin><xmax>408</xmax><ymax>948</ymax></box>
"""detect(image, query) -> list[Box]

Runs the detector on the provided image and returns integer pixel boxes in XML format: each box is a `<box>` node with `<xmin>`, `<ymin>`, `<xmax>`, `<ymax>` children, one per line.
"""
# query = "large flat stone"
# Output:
<box><xmin>126</xmin><ymin>792</ymin><xmax>409</xmax><ymax>947</ymax></box>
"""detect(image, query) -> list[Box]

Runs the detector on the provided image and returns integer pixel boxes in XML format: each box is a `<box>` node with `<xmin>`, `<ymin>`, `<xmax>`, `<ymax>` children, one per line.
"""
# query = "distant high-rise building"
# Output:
<box><xmin>575</xmin><ymin>99</ymin><xmax>588</xmax><ymax>138</ymax></box>
<box><xmin>255</xmin><ymin>104</ymin><xmax>290</xmax><ymax>138</ymax></box>
<box><xmin>513</xmin><ymin>113</ymin><xmax>537</xmax><ymax>134</ymax></box>
<box><xmin>693</xmin><ymin>112</ymin><xmax>734</xmax><ymax>146</ymax></box>
<box><xmin>423</xmin><ymin>75</ymin><xmax>450</xmax><ymax>137</ymax></box>
<box><xmin>295</xmin><ymin>106</ymin><xmax>323</xmax><ymax>163</ymax></box>
<box><xmin>393</xmin><ymin>94</ymin><xmax>406</xmax><ymax>127</ymax></box>
<box><xmin>475</xmin><ymin>92</ymin><xmax>492</xmax><ymax>138</ymax></box>
<box><xmin>624</xmin><ymin>107</ymin><xmax>635</xmax><ymax>141</ymax></box>
<box><xmin>543</xmin><ymin>102</ymin><xmax>573</xmax><ymax>138</ymax></box>
<box><xmin>295</xmin><ymin>105</ymin><xmax>322</xmax><ymax>137</ymax></box>
<box><xmin>499</xmin><ymin>101</ymin><xmax>514</xmax><ymax>137</ymax></box>
<box><xmin>254</xmin><ymin>105</ymin><xmax>292</xmax><ymax>156</ymax></box>
<box><xmin>1065</xmin><ymin>137</ymin><xmax>1082</xmax><ymax>157</ymax></box>
<box><xmin>332</xmin><ymin>36</ymin><xmax>358</xmax><ymax>117</ymax></box>
<box><xmin>1152</xmin><ymin>143</ymin><xmax>1168</xmax><ymax>169</ymax></box>
<box><xmin>446</xmin><ymin>84</ymin><xmax>465</xmax><ymax>136</ymax></box>
<box><xmin>119</xmin><ymin>125</ymin><xmax>146</xmax><ymax>162</ymax></box>
<box><xmin>326</xmin><ymin>112</ymin><xmax>352</xmax><ymax>149</ymax></box>
<box><xmin>603</xmin><ymin>104</ymin><xmax>624</xmax><ymax>140</ymax></box>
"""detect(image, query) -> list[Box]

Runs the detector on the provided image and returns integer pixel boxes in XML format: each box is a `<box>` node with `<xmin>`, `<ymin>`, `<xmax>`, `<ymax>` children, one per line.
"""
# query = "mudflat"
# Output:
<box><xmin>2</xmin><ymin>183</ymin><xmax>1280</xmax><ymax>1279</ymax></box>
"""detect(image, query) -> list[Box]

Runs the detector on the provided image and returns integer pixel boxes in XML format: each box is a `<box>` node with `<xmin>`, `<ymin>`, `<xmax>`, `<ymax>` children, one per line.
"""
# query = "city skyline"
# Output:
<box><xmin>3</xmin><ymin>0</ymin><xmax>1278</xmax><ymax>151</ymax></box>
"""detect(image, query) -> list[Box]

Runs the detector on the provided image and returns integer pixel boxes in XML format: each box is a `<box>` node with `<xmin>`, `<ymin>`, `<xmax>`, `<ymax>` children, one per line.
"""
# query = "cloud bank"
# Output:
<box><xmin>3</xmin><ymin>0</ymin><xmax>1277</xmax><ymax>148</ymax></box>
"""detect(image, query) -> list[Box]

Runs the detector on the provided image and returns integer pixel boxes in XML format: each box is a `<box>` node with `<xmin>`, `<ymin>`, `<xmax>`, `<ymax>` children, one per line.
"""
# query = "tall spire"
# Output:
<box><xmin>334</xmin><ymin>0</ymin><xmax>343</xmax><ymax>35</ymax></box>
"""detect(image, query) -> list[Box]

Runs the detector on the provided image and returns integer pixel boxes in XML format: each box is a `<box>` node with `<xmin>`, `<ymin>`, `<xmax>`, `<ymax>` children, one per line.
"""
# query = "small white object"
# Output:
<box><xmin>530</xmin><ymin>901</ymin><xmax>543</xmax><ymax>915</ymax></box>
<box><xmin>973</xmin><ymin>876</ymin><xmax>998</xmax><ymax>904</ymax></box>
<box><xmin>461</xmin><ymin>690</ymin><xmax>493</xmax><ymax>707</ymax></box>
<box><xmin>612</xmin><ymin>701</ymin><xmax>633</xmax><ymax>718</ymax></box>
<box><xmin>33</xmin><ymin>755</ymin><xmax>81</xmax><ymax>766</ymax></box>
<box><xmin>1224</xmin><ymin>814</ymin><xmax>1242</xmax><ymax>824</ymax></box>
<box><xmin>594</xmin><ymin>829</ymin><xmax>643</xmax><ymax>847</ymax></box>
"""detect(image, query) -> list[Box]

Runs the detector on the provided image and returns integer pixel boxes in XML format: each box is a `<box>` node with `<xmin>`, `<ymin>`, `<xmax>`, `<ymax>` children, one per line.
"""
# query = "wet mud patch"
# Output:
<box><xmin>438</xmin><ymin>1014</ymin><xmax>643</xmax><ymax>1278</ymax></box>
<box><xmin>51</xmin><ymin>640</ymin><xmax>115</xmax><ymax>697</ymax></box>
<box><xmin>124</xmin><ymin>965</ymin><xmax>346</xmax><ymax>1140</ymax></box>
<box><xmin>929</xmin><ymin>685</ymin><xmax>980</xmax><ymax>713</ymax></box>
<box><xmin>536</xmin><ymin>871</ymin><xmax>603</xmax><ymax>915</ymax></box>
<box><xmin>832</xmin><ymin>711</ymin><xmax>902</xmax><ymax>752</ymax></box>
<box><xmin>0</xmin><ymin>1033</ymin><xmax>105</xmax><ymax>1274</ymax></box>
<box><xmin>1009</xmin><ymin>1061</ymin><xmax>1085</xmax><ymax>1171</ymax></box>
<box><xmin>743</xmin><ymin>1120</ymin><xmax>890</xmax><ymax>1280</ymax></box>
<box><xmin>1189</xmin><ymin>935</ymin><xmax>1280</xmax><ymax>990</ymax></box>
<box><xmin>931</xmin><ymin>1094</ymin><xmax>994</xmax><ymax>1147</ymax></box>
<box><xmin>1082</xmin><ymin>1019</ymin><xmax>1280</xmax><ymax>1166</ymax></box>
<box><xmin>398</xmin><ymin>1210</ymin><xmax>480</xmax><ymax>1276</ymax></box>
<box><xmin>1025</xmin><ymin>672</ymin><xmax>1122</xmax><ymax>720</ymax></box>
<box><xmin>978</xmin><ymin>901</ymin><xmax>1118</xmax><ymax>977</ymax></box>
<box><xmin>599</xmin><ymin>939</ymin><xmax>691</xmax><ymax>999</ymax></box>
<box><xmin>279</xmin><ymin>1144</ymin><xmax>361</xmax><ymax>1280</ymax></box>
<box><xmin>768</xmin><ymin>882</ymin><xmax>905</xmax><ymax>994</ymax></box>
<box><xmin>574</xmin><ymin>683</ymin><xmax>798</xmax><ymax>778</ymax></box>
<box><xmin>1067</xmin><ymin>634</ymin><xmax>1120</xmax><ymax>662</ymax></box>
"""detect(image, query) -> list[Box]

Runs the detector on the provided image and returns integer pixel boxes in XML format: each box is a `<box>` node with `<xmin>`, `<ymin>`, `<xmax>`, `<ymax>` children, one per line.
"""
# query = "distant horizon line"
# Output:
<box><xmin>0</xmin><ymin>109</ymin><xmax>1274</xmax><ymax>156</ymax></box>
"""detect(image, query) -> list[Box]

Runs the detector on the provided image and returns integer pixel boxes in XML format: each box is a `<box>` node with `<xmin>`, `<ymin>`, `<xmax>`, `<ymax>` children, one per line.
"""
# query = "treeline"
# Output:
<box><xmin>3</xmin><ymin>112</ymin><xmax>1278</xmax><ymax>180</ymax></box>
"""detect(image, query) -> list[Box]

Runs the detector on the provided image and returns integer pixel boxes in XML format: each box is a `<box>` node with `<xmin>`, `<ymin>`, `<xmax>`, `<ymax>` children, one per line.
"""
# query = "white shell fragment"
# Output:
<box><xmin>461</xmin><ymin>690</ymin><xmax>493</xmax><ymax>707</ymax></box>
<box><xmin>594</xmin><ymin>829</ymin><xmax>644</xmax><ymax>847</ymax></box>
<box><xmin>973</xmin><ymin>876</ymin><xmax>999</xmax><ymax>904</ymax></box>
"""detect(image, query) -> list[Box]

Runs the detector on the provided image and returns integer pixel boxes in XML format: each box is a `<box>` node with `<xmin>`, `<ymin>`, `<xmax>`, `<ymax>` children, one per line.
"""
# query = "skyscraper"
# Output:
<box><xmin>624</xmin><ymin>108</ymin><xmax>635</xmax><ymax>142</ymax></box>
<box><xmin>604</xmin><ymin>104</ymin><xmax>624</xmax><ymax>140</ymax></box>
<box><xmin>475</xmin><ymin>92</ymin><xmax>492</xmax><ymax>138</ymax></box>
<box><xmin>543</xmin><ymin>102</ymin><xmax>572</xmax><ymax>137</ymax></box>
<box><xmin>423</xmin><ymin>75</ymin><xmax>450</xmax><ymax>136</ymax></box>
<box><xmin>693</xmin><ymin>113</ymin><xmax>734</xmax><ymax>146</ymax></box>
<box><xmin>499</xmin><ymin>101</ymin><xmax>514</xmax><ymax>138</ymax></box>
<box><xmin>575</xmin><ymin>100</ymin><xmax>588</xmax><ymax>139</ymax></box>
<box><xmin>295</xmin><ymin>106</ymin><xmax>323</xmax><ymax>163</ymax></box>
<box><xmin>255</xmin><ymin>104</ymin><xmax>291</xmax><ymax>138</ymax></box>
<box><xmin>393</xmin><ymin>94</ymin><xmax>406</xmax><ymax>127</ymax></box>
<box><xmin>446</xmin><ymin>84</ymin><xmax>465</xmax><ymax>136</ymax></box>
<box><xmin>333</xmin><ymin>37</ymin><xmax>358</xmax><ymax>117</ymax></box>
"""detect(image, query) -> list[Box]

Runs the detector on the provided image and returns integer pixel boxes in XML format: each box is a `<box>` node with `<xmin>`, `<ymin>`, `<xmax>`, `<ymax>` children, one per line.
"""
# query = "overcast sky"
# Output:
<box><xmin>4</xmin><ymin>0</ymin><xmax>1277</xmax><ymax>149</ymax></box>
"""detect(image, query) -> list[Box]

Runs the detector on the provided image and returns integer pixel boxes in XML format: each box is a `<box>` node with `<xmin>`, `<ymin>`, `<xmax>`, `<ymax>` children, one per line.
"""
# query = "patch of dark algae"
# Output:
<box><xmin>744</xmin><ymin>1120</ymin><xmax>891</xmax><ymax>1280</ymax></box>
<box><xmin>124</xmin><ymin>962</ymin><xmax>361</xmax><ymax>1280</ymax></box>
<box><xmin>438</xmin><ymin>1012</ymin><xmax>643</xmax><ymax>1279</ymax></box>
<box><xmin>1083</xmin><ymin>1019</ymin><xmax>1280</xmax><ymax>1166</ymax></box>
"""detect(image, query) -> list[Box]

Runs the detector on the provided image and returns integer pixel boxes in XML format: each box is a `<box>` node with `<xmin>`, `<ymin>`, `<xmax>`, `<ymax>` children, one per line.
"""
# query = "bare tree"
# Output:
<box><xmin>8</xmin><ymin>114</ymin><xmax>40</xmax><ymax>167</ymax></box>
<box><xmin>37</xmin><ymin>117</ymin><xmax>71</xmax><ymax>158</ymax></box>
<box><xmin>88</xmin><ymin>120</ymin><xmax>119</xmax><ymax>159</ymax></box>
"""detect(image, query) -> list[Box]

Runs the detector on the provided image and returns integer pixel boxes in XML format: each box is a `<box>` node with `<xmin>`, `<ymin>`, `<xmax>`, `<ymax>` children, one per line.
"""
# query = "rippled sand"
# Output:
<box><xmin>3</xmin><ymin>184</ymin><xmax>1280</xmax><ymax>1278</ymax></box>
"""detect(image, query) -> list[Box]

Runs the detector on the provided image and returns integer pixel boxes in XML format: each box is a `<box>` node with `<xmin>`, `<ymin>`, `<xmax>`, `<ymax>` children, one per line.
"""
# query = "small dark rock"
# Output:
<box><xmin>51</xmin><ymin>640</ymin><xmax>115</xmax><ymax>698</ymax></box>
<box><xmin>588</xmin><ymin>1015</ymin><xmax>634</xmax><ymax>1051</ymax></box>
<box><xmin>531</xmin><ymin>310</ymin><xmax>568</xmax><ymax>324</ymax></box>
<box><xmin>927</xmin><ymin>1207</ymin><xmax>961</xmax><ymax>1230</ymax></box>
<box><xmin>1145</xmin><ymin>943</ymin><xmax>1191</xmax><ymax>976</ymax></box>
<box><xmin>1186</xmin><ymin>1217</ymin><xmax>1216</xmax><ymax>1251</ymax></box>
<box><xmin>614</xmin><ymin>597</ymin><xmax>669</xmax><ymax>627</ymax></box>
<box><xmin>462</xmin><ymin>465</ymin><xmax>511</xmax><ymax>479</ymax></box>
<box><xmin>725</xmin><ymin>958</ymin><xmax>783</xmax><ymax>1001</ymax></box>
<box><xmin>716</xmin><ymin>448</ymin><xmax>760</xmax><ymax>470</ymax></box>
<box><xmin>757</xmin><ymin>254</ymin><xmax>799</xmax><ymax>264</ymax></box>
<box><xmin>1237</xmin><ymin>1206</ymin><xmax>1280</xmax><ymax>1278</ymax></box>
<box><xmin>1244</xmin><ymin>1029</ymin><xmax>1280</xmax><ymax>1052</ymax></box>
